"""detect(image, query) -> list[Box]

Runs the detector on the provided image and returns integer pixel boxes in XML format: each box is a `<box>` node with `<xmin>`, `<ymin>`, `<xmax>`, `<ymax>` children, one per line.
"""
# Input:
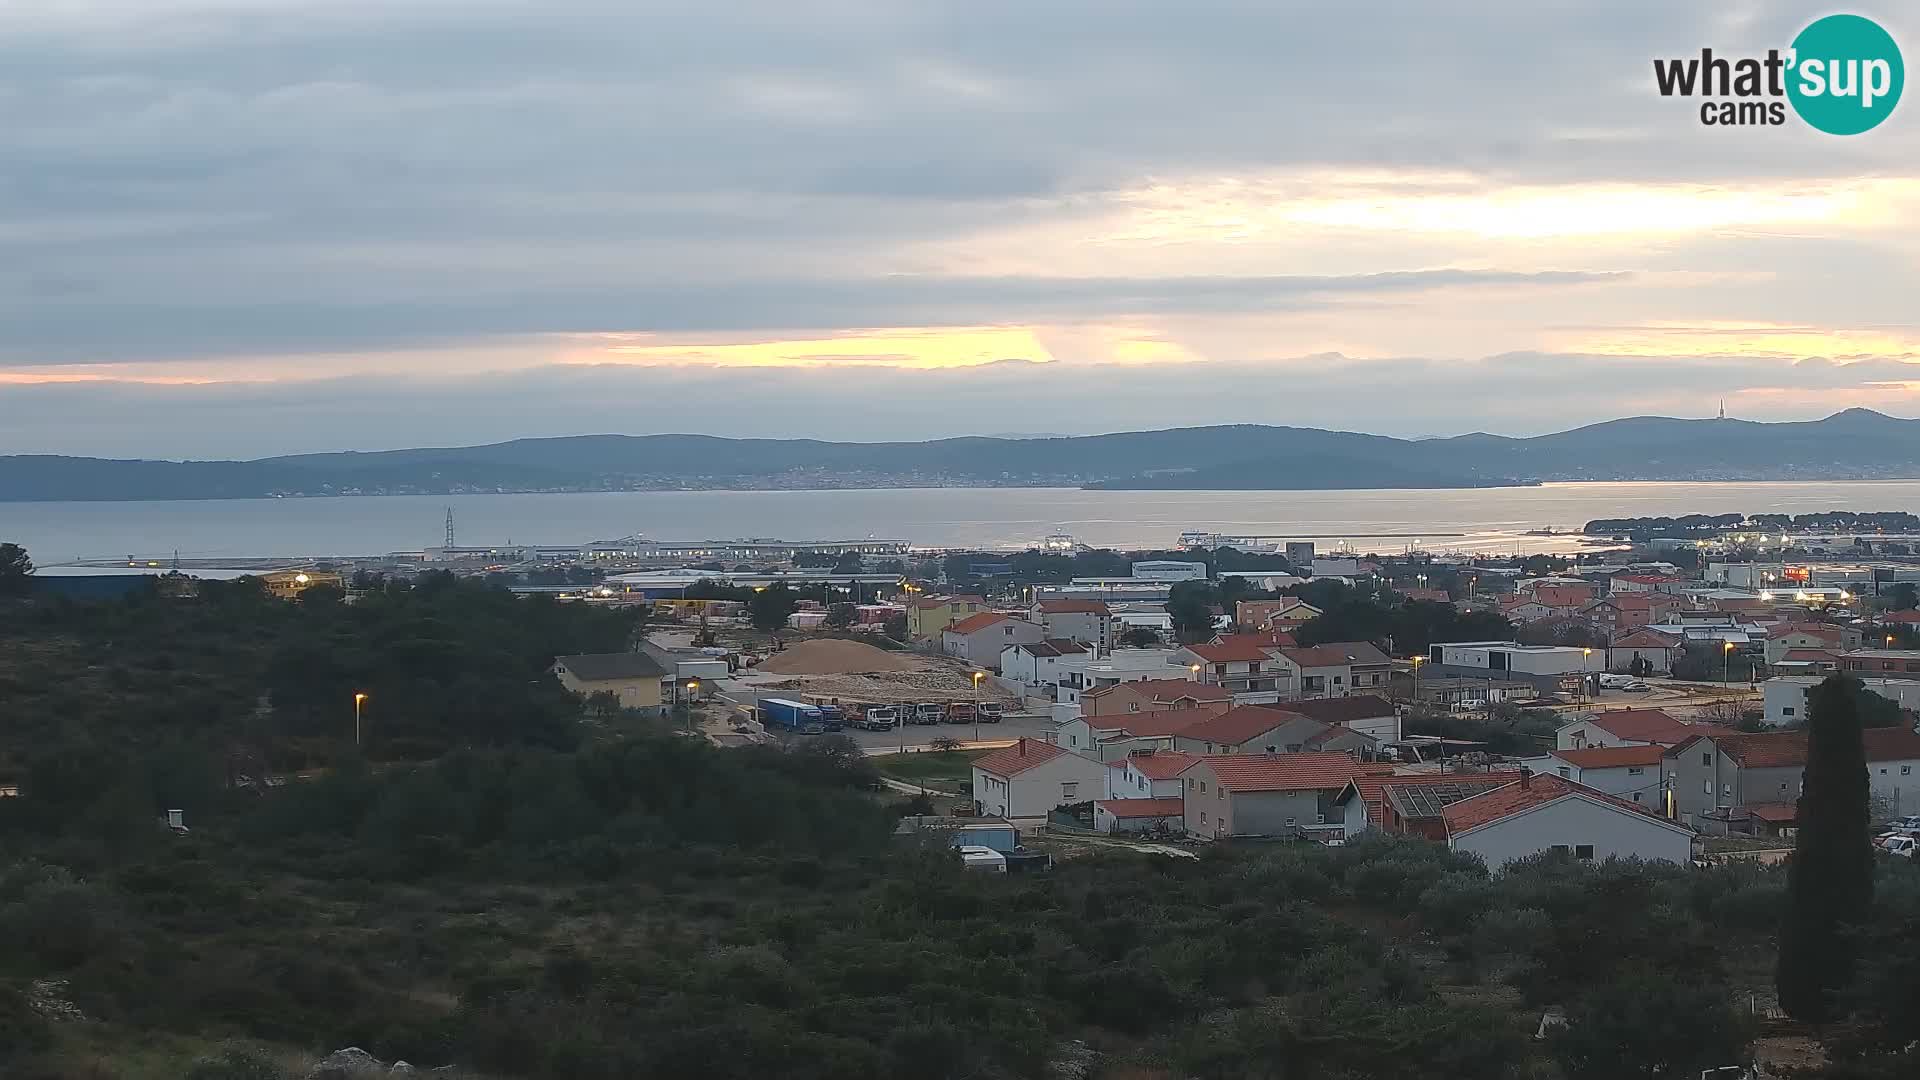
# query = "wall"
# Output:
<box><xmin>556</xmin><ymin>673</ymin><xmax>665</xmax><ymax>714</ymax></box>
<box><xmin>1094</xmin><ymin>806</ymin><xmax>1184</xmax><ymax>834</ymax></box>
<box><xmin>1451</xmin><ymin>793</ymin><xmax>1692</xmax><ymax>869</ymax></box>
<box><xmin>1228</xmin><ymin>788</ymin><xmax>1333</xmax><ymax>836</ymax></box>
<box><xmin>971</xmin><ymin>752</ymin><xmax>1107</xmax><ymax>818</ymax></box>
<box><xmin>1870</xmin><ymin>757</ymin><xmax>1920</xmax><ymax>817</ymax></box>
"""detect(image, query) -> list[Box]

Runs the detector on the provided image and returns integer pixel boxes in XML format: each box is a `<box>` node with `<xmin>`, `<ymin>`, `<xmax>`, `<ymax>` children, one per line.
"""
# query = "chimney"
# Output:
<box><xmin>1519</xmin><ymin>768</ymin><xmax>1532</xmax><ymax>790</ymax></box>
<box><xmin>1018</xmin><ymin>740</ymin><xmax>1027</xmax><ymax>757</ymax></box>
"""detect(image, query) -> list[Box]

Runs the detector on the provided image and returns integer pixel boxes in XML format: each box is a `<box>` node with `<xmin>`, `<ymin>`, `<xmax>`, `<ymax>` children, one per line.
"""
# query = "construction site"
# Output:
<box><xmin>738</xmin><ymin>638</ymin><xmax>1021</xmax><ymax>707</ymax></box>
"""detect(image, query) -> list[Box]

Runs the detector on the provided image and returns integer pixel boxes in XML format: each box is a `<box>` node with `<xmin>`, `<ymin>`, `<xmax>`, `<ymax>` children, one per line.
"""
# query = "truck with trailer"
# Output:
<box><xmin>812</xmin><ymin>702</ymin><xmax>847</xmax><ymax>732</ymax></box>
<box><xmin>758</xmin><ymin>697</ymin><xmax>827</xmax><ymax>735</ymax></box>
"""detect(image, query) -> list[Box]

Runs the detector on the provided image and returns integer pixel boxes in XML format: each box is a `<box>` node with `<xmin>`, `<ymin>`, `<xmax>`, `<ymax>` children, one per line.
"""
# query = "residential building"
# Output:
<box><xmin>1172</xmin><ymin>706</ymin><xmax>1377</xmax><ymax>757</ymax></box>
<box><xmin>1129</xmin><ymin>560</ymin><xmax>1209</xmax><ymax>582</ymax></box>
<box><xmin>1606</xmin><ymin>628</ymin><xmax>1684</xmax><ymax>674</ymax></box>
<box><xmin>1441</xmin><ymin>772</ymin><xmax>1694</xmax><ymax>869</ymax></box>
<box><xmin>1176</xmin><ymin>637</ymin><xmax>1290</xmax><ymax>697</ymax></box>
<box><xmin>971</xmin><ymin>739</ymin><xmax>1109</xmax><ymax>818</ymax></box>
<box><xmin>1498</xmin><ymin>597</ymin><xmax>1555</xmax><ymax>623</ymax></box>
<box><xmin>1093</xmin><ymin>797</ymin><xmax>1188</xmax><ymax>834</ymax></box>
<box><xmin>1524</xmin><ymin>583</ymin><xmax>1597</xmax><ymax>611</ymax></box>
<box><xmin>1514</xmin><ymin>745</ymin><xmax>1666</xmax><ymax>806</ymax></box>
<box><xmin>1664</xmin><ymin>731</ymin><xmax>1809</xmax><ymax>832</ymax></box>
<box><xmin>1762</xmin><ymin>674</ymin><xmax>1920</xmax><ymax>727</ymax></box>
<box><xmin>1105</xmin><ymin>748</ymin><xmax>1201</xmax><ymax>799</ymax></box>
<box><xmin>552</xmin><ymin>652</ymin><xmax>670</xmax><ymax>715</ymax></box>
<box><xmin>1581</xmin><ymin>593</ymin><xmax>1677</xmax><ymax>637</ymax></box>
<box><xmin>1180</xmin><ymin>752</ymin><xmax>1373</xmax><ymax>840</ymax></box>
<box><xmin>1285</xmin><ymin>541</ymin><xmax>1316</xmax><ymax>564</ymax></box>
<box><xmin>999</xmin><ymin>639</ymin><xmax>1089</xmax><ymax>696</ymax></box>
<box><xmin>1312</xmin><ymin>557</ymin><xmax>1365</xmax><ymax>578</ymax></box>
<box><xmin>1840</xmin><ymin>648</ymin><xmax>1920</xmax><ymax>678</ymax></box>
<box><xmin>1059</xmin><ymin>648</ymin><xmax>1186</xmax><ymax>702</ymax></box>
<box><xmin>1556</xmin><ymin>708</ymin><xmax>1723</xmax><ymax>751</ymax></box>
<box><xmin>1272</xmin><ymin>644</ymin><xmax>1357</xmax><ymax>698</ymax></box>
<box><xmin>906</xmin><ymin>594</ymin><xmax>989</xmax><ymax>641</ymax></box>
<box><xmin>1280</xmin><ymin>695</ymin><xmax>1403</xmax><ymax>742</ymax></box>
<box><xmin>1335</xmin><ymin>772</ymin><xmax>1524</xmax><ymax>840</ymax></box>
<box><xmin>1398</xmin><ymin>587</ymin><xmax>1453</xmax><ymax>604</ymax></box>
<box><xmin>1056</xmin><ymin>707</ymin><xmax>1223</xmax><ymax>761</ymax></box>
<box><xmin>942</xmin><ymin>613</ymin><xmax>1044</xmax><ymax>670</ymax></box>
<box><xmin>1392</xmin><ymin>674</ymin><xmax>1534</xmax><ymax>709</ymax></box>
<box><xmin>1081</xmin><ymin>678</ymin><xmax>1230</xmax><ymax>718</ymax></box>
<box><xmin>1769</xmin><ymin>649</ymin><xmax>1840</xmax><ymax>677</ymax></box>
<box><xmin>1033</xmin><ymin>599</ymin><xmax>1114</xmax><ymax>650</ymax></box>
<box><xmin>1609</xmin><ymin>574</ymin><xmax>1687</xmax><ymax>595</ymax></box>
<box><xmin>1764</xmin><ymin>623</ymin><xmax>1862</xmax><ymax>664</ymax></box>
<box><xmin>1234</xmin><ymin>598</ymin><xmax>1321</xmax><ymax>634</ymax></box>
<box><xmin>1430</xmin><ymin>641</ymin><xmax>1603</xmax><ymax>676</ymax></box>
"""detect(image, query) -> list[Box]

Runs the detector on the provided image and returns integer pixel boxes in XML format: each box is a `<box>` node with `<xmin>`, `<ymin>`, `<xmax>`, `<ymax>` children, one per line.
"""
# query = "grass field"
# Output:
<box><xmin>870</xmin><ymin>748</ymin><xmax>986</xmax><ymax>791</ymax></box>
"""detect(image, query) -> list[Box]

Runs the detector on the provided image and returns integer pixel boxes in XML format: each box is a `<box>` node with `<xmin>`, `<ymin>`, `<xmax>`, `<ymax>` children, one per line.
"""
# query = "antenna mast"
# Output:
<box><xmin>444</xmin><ymin>507</ymin><xmax>456</xmax><ymax>548</ymax></box>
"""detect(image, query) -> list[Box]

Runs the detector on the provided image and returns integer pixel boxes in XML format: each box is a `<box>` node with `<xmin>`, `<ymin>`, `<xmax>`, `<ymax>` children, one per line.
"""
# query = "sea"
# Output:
<box><xmin>10</xmin><ymin>480</ymin><xmax>1920</xmax><ymax>566</ymax></box>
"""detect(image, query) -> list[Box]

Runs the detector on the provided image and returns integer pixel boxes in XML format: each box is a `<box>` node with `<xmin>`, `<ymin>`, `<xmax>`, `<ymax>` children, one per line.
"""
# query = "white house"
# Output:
<box><xmin>1441</xmin><ymin>772</ymin><xmax>1695</xmax><ymax>869</ymax></box>
<box><xmin>1555</xmin><ymin>708</ymin><xmax>1705</xmax><ymax>751</ymax></box>
<box><xmin>942</xmin><ymin>613</ymin><xmax>1044</xmax><ymax>670</ymax></box>
<box><xmin>1513</xmin><ymin>745</ymin><xmax>1666</xmax><ymax>808</ymax></box>
<box><xmin>1033</xmin><ymin>600</ymin><xmax>1114</xmax><ymax>650</ymax></box>
<box><xmin>999</xmin><ymin>639</ymin><xmax>1089</xmax><ymax>698</ymax></box>
<box><xmin>1430</xmin><ymin>641</ymin><xmax>1602</xmax><ymax>677</ymax></box>
<box><xmin>1054</xmin><ymin>706</ymin><xmax>1221</xmax><ymax>762</ymax></box>
<box><xmin>1104</xmin><ymin>749</ymin><xmax>1200</xmax><ymax>799</ymax></box>
<box><xmin>1057</xmin><ymin>648</ymin><xmax>1185</xmax><ymax>703</ymax></box>
<box><xmin>971</xmin><ymin>738</ymin><xmax>1110</xmax><ymax>818</ymax></box>
<box><xmin>1763</xmin><ymin>675</ymin><xmax>1920</xmax><ymax>727</ymax></box>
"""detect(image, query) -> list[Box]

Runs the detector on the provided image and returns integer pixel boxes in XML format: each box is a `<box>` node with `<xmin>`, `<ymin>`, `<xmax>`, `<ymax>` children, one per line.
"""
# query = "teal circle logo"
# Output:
<box><xmin>1787</xmin><ymin>14</ymin><xmax>1903</xmax><ymax>134</ymax></box>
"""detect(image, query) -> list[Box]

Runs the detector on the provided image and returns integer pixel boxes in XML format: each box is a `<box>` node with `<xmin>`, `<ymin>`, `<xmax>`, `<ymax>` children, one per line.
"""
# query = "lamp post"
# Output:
<box><xmin>1409</xmin><ymin>655</ymin><xmax>1424</xmax><ymax>706</ymax></box>
<box><xmin>353</xmin><ymin>692</ymin><xmax>368</xmax><ymax>747</ymax></box>
<box><xmin>1583</xmin><ymin>648</ymin><xmax>1593</xmax><ymax>702</ymax></box>
<box><xmin>1723</xmin><ymin>641</ymin><xmax>1735</xmax><ymax>684</ymax></box>
<box><xmin>971</xmin><ymin>671</ymin><xmax>984</xmax><ymax>743</ymax></box>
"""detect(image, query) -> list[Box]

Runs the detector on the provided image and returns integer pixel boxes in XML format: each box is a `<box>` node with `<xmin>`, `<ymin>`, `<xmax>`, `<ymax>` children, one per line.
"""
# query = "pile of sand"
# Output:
<box><xmin>756</xmin><ymin>638</ymin><xmax>923</xmax><ymax>675</ymax></box>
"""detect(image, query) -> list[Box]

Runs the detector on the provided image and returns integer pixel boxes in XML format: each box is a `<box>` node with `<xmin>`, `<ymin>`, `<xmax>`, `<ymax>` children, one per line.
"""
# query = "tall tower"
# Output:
<box><xmin>444</xmin><ymin>507</ymin><xmax>456</xmax><ymax>548</ymax></box>
<box><xmin>1718</xmin><ymin>399</ymin><xmax>1726</xmax><ymax>420</ymax></box>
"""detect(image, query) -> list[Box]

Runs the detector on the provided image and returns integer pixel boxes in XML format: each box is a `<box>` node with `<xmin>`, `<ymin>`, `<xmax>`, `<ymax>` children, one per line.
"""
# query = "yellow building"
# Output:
<box><xmin>906</xmin><ymin>594</ymin><xmax>990</xmax><ymax>641</ymax></box>
<box><xmin>552</xmin><ymin>652</ymin><xmax>671</xmax><ymax>715</ymax></box>
<box><xmin>260</xmin><ymin>569</ymin><xmax>345</xmax><ymax>600</ymax></box>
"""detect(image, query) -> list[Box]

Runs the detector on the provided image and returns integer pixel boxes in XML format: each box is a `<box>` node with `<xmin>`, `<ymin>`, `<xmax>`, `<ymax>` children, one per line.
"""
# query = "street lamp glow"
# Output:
<box><xmin>294</xmin><ymin>573</ymin><xmax>310</xmax><ymax>584</ymax></box>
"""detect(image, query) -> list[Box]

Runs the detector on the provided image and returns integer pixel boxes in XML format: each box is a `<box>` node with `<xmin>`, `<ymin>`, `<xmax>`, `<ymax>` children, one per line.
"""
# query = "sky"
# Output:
<box><xmin>4</xmin><ymin>0</ymin><xmax>1920</xmax><ymax>458</ymax></box>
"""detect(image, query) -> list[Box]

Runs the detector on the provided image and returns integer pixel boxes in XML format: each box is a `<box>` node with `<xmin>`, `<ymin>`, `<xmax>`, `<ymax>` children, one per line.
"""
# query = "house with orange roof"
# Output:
<box><xmin>1056</xmin><ymin>706</ymin><xmax>1225</xmax><ymax>761</ymax></box>
<box><xmin>1174</xmin><ymin>636</ymin><xmax>1290</xmax><ymax>698</ymax></box>
<box><xmin>970</xmin><ymin>738</ymin><xmax>1109</xmax><ymax>819</ymax></box>
<box><xmin>941</xmin><ymin>612</ymin><xmax>1043</xmax><ymax>670</ymax></box>
<box><xmin>1333</xmin><ymin>771</ymin><xmax>1525</xmax><ymax>841</ymax></box>
<box><xmin>1179</xmin><ymin>752</ymin><xmax>1378</xmax><ymax>840</ymax></box>
<box><xmin>1666</xmin><ymin>726</ymin><xmax>1920</xmax><ymax>832</ymax></box>
<box><xmin>1555</xmin><ymin>708</ymin><xmax>1727</xmax><ymax>751</ymax></box>
<box><xmin>1763</xmin><ymin>622</ymin><xmax>1862</xmax><ymax>664</ymax></box>
<box><xmin>1093</xmin><ymin>796</ymin><xmax>1188</xmax><ymax>835</ymax></box>
<box><xmin>1605</xmin><ymin>628</ymin><xmax>1684</xmax><ymax>674</ymax></box>
<box><xmin>1441</xmin><ymin>771</ymin><xmax>1694</xmax><ymax>868</ymax></box>
<box><xmin>1032</xmin><ymin>599</ymin><xmax>1114</xmax><ymax>650</ymax></box>
<box><xmin>905</xmin><ymin>594</ymin><xmax>990</xmax><ymax>641</ymax></box>
<box><xmin>1080</xmin><ymin>677</ymin><xmax>1231</xmax><ymax>718</ymax></box>
<box><xmin>1172</xmin><ymin>705</ymin><xmax>1378</xmax><ymax>757</ymax></box>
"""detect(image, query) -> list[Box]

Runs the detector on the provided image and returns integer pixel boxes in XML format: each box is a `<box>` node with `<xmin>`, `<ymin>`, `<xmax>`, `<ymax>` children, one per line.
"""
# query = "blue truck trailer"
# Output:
<box><xmin>758</xmin><ymin>697</ymin><xmax>827</xmax><ymax>735</ymax></box>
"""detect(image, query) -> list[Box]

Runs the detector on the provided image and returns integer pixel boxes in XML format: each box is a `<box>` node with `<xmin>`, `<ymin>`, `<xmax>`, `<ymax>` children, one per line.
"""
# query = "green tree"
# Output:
<box><xmin>748</xmin><ymin>583</ymin><xmax>801</xmax><ymax>633</ymax></box>
<box><xmin>823</xmin><ymin>603</ymin><xmax>857</xmax><ymax>629</ymax></box>
<box><xmin>1884</xmin><ymin>582</ymin><xmax>1919</xmax><ymax>610</ymax></box>
<box><xmin>1117</xmin><ymin>626</ymin><xmax>1164</xmax><ymax>648</ymax></box>
<box><xmin>883</xmin><ymin>613</ymin><xmax>908</xmax><ymax>641</ymax></box>
<box><xmin>1777</xmin><ymin>675</ymin><xmax>1875</xmax><ymax>1024</ymax></box>
<box><xmin>1167</xmin><ymin>580</ymin><xmax>1218</xmax><ymax>644</ymax></box>
<box><xmin>1550</xmin><ymin>974</ymin><xmax>1751</xmax><ymax>1079</ymax></box>
<box><xmin>0</xmin><ymin>542</ymin><xmax>31</xmax><ymax>596</ymax></box>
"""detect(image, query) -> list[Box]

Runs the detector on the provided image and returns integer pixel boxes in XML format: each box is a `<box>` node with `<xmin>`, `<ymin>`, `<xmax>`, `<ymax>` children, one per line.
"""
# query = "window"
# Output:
<box><xmin>1627</xmin><ymin>766</ymin><xmax>1644</xmax><ymax>776</ymax></box>
<box><xmin>1701</xmin><ymin>752</ymin><xmax>1713</xmax><ymax>767</ymax></box>
<box><xmin>1722</xmin><ymin>783</ymin><xmax>1732</xmax><ymax>797</ymax></box>
<box><xmin>1061</xmin><ymin>782</ymin><xmax>1078</xmax><ymax>799</ymax></box>
<box><xmin>1199</xmin><ymin>781</ymin><xmax>1207</xmax><ymax>792</ymax></box>
<box><xmin>1217</xmin><ymin>788</ymin><xmax>1224</xmax><ymax>801</ymax></box>
<box><xmin>1200</xmin><ymin>811</ymin><xmax>1208</xmax><ymax>825</ymax></box>
<box><xmin>1575</xmin><ymin>845</ymin><xmax>1594</xmax><ymax>861</ymax></box>
<box><xmin>1782</xmin><ymin>707</ymin><xmax>1796</xmax><ymax>717</ymax></box>
<box><xmin>1556</xmin><ymin>767</ymin><xmax>1571</xmax><ymax>778</ymax></box>
<box><xmin>1703</xmin><ymin>779</ymin><xmax>1713</xmax><ymax>795</ymax></box>
<box><xmin>1128</xmin><ymin>702</ymin><xmax>1140</xmax><ymax>712</ymax></box>
<box><xmin>1285</xmin><ymin>817</ymin><xmax>1296</xmax><ymax>827</ymax></box>
<box><xmin>1633</xmin><ymin>792</ymin><xmax>1643</xmax><ymax>803</ymax></box>
<box><xmin>1905</xmin><ymin>766</ymin><xmax>1913</xmax><ymax>776</ymax></box>
<box><xmin>1551</xmin><ymin>844</ymin><xmax>1570</xmax><ymax>855</ymax></box>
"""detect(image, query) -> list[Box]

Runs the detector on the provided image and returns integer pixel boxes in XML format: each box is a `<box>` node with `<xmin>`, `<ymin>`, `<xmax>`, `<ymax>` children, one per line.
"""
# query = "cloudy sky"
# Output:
<box><xmin>4</xmin><ymin>0</ymin><xmax>1919</xmax><ymax>458</ymax></box>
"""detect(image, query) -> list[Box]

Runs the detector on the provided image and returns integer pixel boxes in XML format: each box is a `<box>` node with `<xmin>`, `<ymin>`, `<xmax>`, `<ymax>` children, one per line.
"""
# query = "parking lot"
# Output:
<box><xmin>840</xmin><ymin>711</ymin><xmax>1055</xmax><ymax>752</ymax></box>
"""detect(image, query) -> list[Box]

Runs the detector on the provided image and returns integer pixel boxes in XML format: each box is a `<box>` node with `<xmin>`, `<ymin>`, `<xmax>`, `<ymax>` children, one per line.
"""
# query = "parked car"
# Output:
<box><xmin>1621</xmin><ymin>681</ymin><xmax>1652</xmax><ymax>693</ymax></box>
<box><xmin>1883</xmin><ymin>835</ymin><xmax>1915</xmax><ymax>858</ymax></box>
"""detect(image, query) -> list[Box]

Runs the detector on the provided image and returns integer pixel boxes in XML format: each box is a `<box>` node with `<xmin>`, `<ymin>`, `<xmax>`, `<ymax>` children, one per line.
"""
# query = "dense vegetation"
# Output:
<box><xmin>5</xmin><ymin>562</ymin><xmax>1920</xmax><ymax>1078</ymax></box>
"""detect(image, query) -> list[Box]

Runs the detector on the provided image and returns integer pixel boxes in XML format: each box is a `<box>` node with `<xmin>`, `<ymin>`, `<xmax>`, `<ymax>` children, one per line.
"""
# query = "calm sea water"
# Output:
<box><xmin>7</xmin><ymin>481</ymin><xmax>1920</xmax><ymax>563</ymax></box>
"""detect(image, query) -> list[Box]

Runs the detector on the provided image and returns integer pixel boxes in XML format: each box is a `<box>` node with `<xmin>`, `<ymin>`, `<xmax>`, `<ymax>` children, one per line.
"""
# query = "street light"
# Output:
<box><xmin>1723</xmin><ymin>640</ymin><xmax>1736</xmax><ymax>684</ymax></box>
<box><xmin>353</xmin><ymin>692</ymin><xmax>368</xmax><ymax>746</ymax></box>
<box><xmin>1583</xmin><ymin>648</ymin><xmax>1593</xmax><ymax>702</ymax></box>
<box><xmin>971</xmin><ymin>671</ymin><xmax>985</xmax><ymax>743</ymax></box>
<box><xmin>1409</xmin><ymin>655</ymin><xmax>1425</xmax><ymax>704</ymax></box>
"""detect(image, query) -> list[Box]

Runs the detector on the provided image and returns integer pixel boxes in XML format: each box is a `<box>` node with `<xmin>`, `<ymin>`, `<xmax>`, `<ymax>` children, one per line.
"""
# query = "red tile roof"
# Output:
<box><xmin>1878</xmin><ymin>610</ymin><xmax>1920</xmax><ymax>625</ymax></box>
<box><xmin>1550</xmin><ymin>745</ymin><xmax>1667</xmax><ymax>769</ymax></box>
<box><xmin>914</xmin><ymin>594</ymin><xmax>984</xmax><ymax>609</ymax></box>
<box><xmin>1745</xmin><ymin>802</ymin><xmax>1797</xmax><ymax>824</ymax></box>
<box><xmin>1038</xmin><ymin>599</ymin><xmax>1111</xmax><ymax>615</ymax></box>
<box><xmin>1778</xmin><ymin>648</ymin><xmax>1839</xmax><ymax>664</ymax></box>
<box><xmin>1187</xmin><ymin>752</ymin><xmax>1378</xmax><ymax>793</ymax></box>
<box><xmin>1085</xmin><ymin>678</ymin><xmax>1230</xmax><ymax>704</ymax></box>
<box><xmin>1095</xmin><ymin>796</ymin><xmax>1187</xmax><ymax>819</ymax></box>
<box><xmin>1275</xmin><ymin>695</ymin><xmax>1397</xmax><ymax>725</ymax></box>
<box><xmin>1615</xmin><ymin>574</ymin><xmax>1682</xmax><ymax>585</ymax></box>
<box><xmin>1864</xmin><ymin>726</ymin><xmax>1920</xmax><ymax>762</ymax></box>
<box><xmin>1399</xmin><ymin>588</ymin><xmax>1452</xmax><ymax>603</ymax></box>
<box><xmin>973</xmin><ymin>738</ymin><xmax>1080</xmax><ymax>778</ymax></box>
<box><xmin>1531</xmin><ymin>585</ymin><xmax>1596</xmax><ymax>608</ymax></box>
<box><xmin>1186</xmin><ymin>636</ymin><xmax>1279</xmax><ymax>663</ymax></box>
<box><xmin>1578</xmin><ymin>709</ymin><xmax>1694</xmax><ymax>745</ymax></box>
<box><xmin>1768</xmin><ymin>622</ymin><xmax>1848</xmax><ymax>641</ymax></box>
<box><xmin>1119</xmin><ymin>749</ymin><xmax>1201</xmax><ymax>779</ymax></box>
<box><xmin>1442</xmin><ymin>773</ymin><xmax>1681</xmax><ymax>836</ymax></box>
<box><xmin>1681</xmin><ymin>731</ymin><xmax>1805</xmax><ymax>769</ymax></box>
<box><xmin>1091</xmin><ymin>708</ymin><xmax>1219</xmax><ymax>738</ymax></box>
<box><xmin>1178</xmin><ymin>705</ymin><xmax>1300</xmax><ymax>746</ymax></box>
<box><xmin>1017</xmin><ymin>639</ymin><xmax>1088</xmax><ymax>658</ymax></box>
<box><xmin>945</xmin><ymin>612</ymin><xmax>1010</xmax><ymax>635</ymax></box>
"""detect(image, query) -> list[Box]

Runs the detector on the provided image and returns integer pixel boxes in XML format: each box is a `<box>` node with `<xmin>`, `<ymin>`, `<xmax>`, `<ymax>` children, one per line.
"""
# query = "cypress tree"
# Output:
<box><xmin>1775</xmin><ymin>674</ymin><xmax>1875</xmax><ymax>1023</ymax></box>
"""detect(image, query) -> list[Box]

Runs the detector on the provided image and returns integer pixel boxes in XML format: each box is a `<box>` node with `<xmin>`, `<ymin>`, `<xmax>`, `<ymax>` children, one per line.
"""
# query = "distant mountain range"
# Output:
<box><xmin>3</xmin><ymin>409</ymin><xmax>1919</xmax><ymax>501</ymax></box>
